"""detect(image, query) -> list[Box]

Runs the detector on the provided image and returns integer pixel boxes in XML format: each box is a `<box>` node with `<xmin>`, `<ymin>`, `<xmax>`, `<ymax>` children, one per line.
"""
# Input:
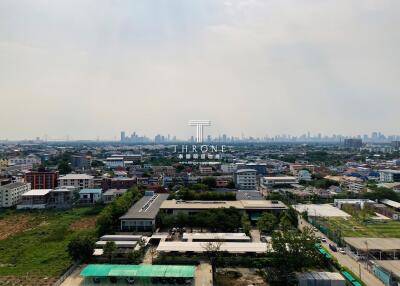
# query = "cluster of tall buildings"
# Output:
<box><xmin>120</xmin><ymin>130</ymin><xmax>400</xmax><ymax>144</ymax></box>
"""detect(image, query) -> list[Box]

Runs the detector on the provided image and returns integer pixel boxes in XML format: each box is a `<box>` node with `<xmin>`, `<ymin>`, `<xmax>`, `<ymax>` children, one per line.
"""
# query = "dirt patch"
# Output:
<box><xmin>216</xmin><ymin>268</ymin><xmax>267</xmax><ymax>286</ymax></box>
<box><xmin>0</xmin><ymin>215</ymin><xmax>32</xmax><ymax>240</ymax></box>
<box><xmin>0</xmin><ymin>275</ymin><xmax>57</xmax><ymax>286</ymax></box>
<box><xmin>69</xmin><ymin>217</ymin><xmax>97</xmax><ymax>231</ymax></box>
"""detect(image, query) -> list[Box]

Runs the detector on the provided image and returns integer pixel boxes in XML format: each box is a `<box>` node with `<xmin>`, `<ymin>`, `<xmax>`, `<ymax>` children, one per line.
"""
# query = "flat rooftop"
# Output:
<box><xmin>183</xmin><ymin>233</ymin><xmax>251</xmax><ymax>241</ymax></box>
<box><xmin>79</xmin><ymin>188</ymin><xmax>102</xmax><ymax>194</ymax></box>
<box><xmin>0</xmin><ymin>182</ymin><xmax>28</xmax><ymax>190</ymax></box>
<box><xmin>100</xmin><ymin>235</ymin><xmax>143</xmax><ymax>241</ymax></box>
<box><xmin>59</xmin><ymin>174</ymin><xmax>94</xmax><ymax>180</ymax></box>
<box><xmin>371</xmin><ymin>260</ymin><xmax>400</xmax><ymax>279</ymax></box>
<box><xmin>344</xmin><ymin>237</ymin><xmax>400</xmax><ymax>251</ymax></box>
<box><xmin>22</xmin><ymin>189</ymin><xmax>52</xmax><ymax>196</ymax></box>
<box><xmin>293</xmin><ymin>204</ymin><xmax>351</xmax><ymax>217</ymax></box>
<box><xmin>157</xmin><ymin>241</ymin><xmax>269</xmax><ymax>254</ymax></box>
<box><xmin>120</xmin><ymin>193</ymin><xmax>169</xmax><ymax>220</ymax></box>
<box><xmin>81</xmin><ymin>264</ymin><xmax>195</xmax><ymax>278</ymax></box>
<box><xmin>263</xmin><ymin>176</ymin><xmax>298</xmax><ymax>180</ymax></box>
<box><xmin>236</xmin><ymin>191</ymin><xmax>263</xmax><ymax>200</ymax></box>
<box><xmin>95</xmin><ymin>241</ymin><xmax>138</xmax><ymax>248</ymax></box>
<box><xmin>103</xmin><ymin>189</ymin><xmax>128</xmax><ymax>196</ymax></box>
<box><xmin>160</xmin><ymin>199</ymin><xmax>287</xmax><ymax>210</ymax></box>
<box><xmin>381</xmin><ymin>199</ymin><xmax>400</xmax><ymax>210</ymax></box>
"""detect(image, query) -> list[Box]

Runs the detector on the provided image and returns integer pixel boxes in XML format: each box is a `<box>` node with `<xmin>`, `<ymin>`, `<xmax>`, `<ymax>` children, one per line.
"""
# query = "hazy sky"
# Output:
<box><xmin>1</xmin><ymin>0</ymin><xmax>399</xmax><ymax>140</ymax></box>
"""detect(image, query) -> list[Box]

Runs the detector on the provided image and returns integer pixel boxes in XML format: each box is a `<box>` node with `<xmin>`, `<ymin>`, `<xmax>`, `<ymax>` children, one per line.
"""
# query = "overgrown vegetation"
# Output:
<box><xmin>0</xmin><ymin>207</ymin><xmax>99</xmax><ymax>278</ymax></box>
<box><xmin>265</xmin><ymin>227</ymin><xmax>323</xmax><ymax>284</ymax></box>
<box><xmin>96</xmin><ymin>187</ymin><xmax>142</xmax><ymax>235</ymax></box>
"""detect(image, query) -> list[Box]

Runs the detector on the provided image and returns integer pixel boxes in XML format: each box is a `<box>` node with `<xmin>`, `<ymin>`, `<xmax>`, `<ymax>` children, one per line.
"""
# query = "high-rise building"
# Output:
<box><xmin>120</xmin><ymin>131</ymin><xmax>126</xmax><ymax>142</ymax></box>
<box><xmin>344</xmin><ymin>138</ymin><xmax>363</xmax><ymax>148</ymax></box>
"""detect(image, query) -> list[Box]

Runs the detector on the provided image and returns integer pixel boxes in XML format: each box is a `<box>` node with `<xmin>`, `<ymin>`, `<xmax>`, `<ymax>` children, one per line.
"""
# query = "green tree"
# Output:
<box><xmin>103</xmin><ymin>241</ymin><xmax>117</xmax><ymax>262</ymax></box>
<box><xmin>267</xmin><ymin>227</ymin><xmax>322</xmax><ymax>284</ymax></box>
<box><xmin>96</xmin><ymin>187</ymin><xmax>142</xmax><ymax>235</ymax></box>
<box><xmin>241</xmin><ymin>213</ymin><xmax>252</xmax><ymax>235</ymax></box>
<box><xmin>202</xmin><ymin>177</ymin><xmax>217</xmax><ymax>189</ymax></box>
<box><xmin>202</xmin><ymin>241</ymin><xmax>223</xmax><ymax>278</ymax></box>
<box><xmin>256</xmin><ymin>213</ymin><xmax>278</xmax><ymax>233</ymax></box>
<box><xmin>279</xmin><ymin>213</ymin><xmax>293</xmax><ymax>231</ymax></box>
<box><xmin>286</xmin><ymin>207</ymin><xmax>299</xmax><ymax>228</ymax></box>
<box><xmin>58</xmin><ymin>161</ymin><xmax>72</xmax><ymax>175</ymax></box>
<box><xmin>67</xmin><ymin>232</ymin><xmax>96</xmax><ymax>261</ymax></box>
<box><xmin>128</xmin><ymin>250</ymin><xmax>142</xmax><ymax>264</ymax></box>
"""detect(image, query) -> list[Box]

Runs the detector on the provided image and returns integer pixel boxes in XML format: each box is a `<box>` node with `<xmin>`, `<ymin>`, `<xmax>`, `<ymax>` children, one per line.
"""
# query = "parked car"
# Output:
<box><xmin>338</xmin><ymin>247</ymin><xmax>346</xmax><ymax>254</ymax></box>
<box><xmin>329</xmin><ymin>244</ymin><xmax>337</xmax><ymax>252</ymax></box>
<box><xmin>321</xmin><ymin>237</ymin><xmax>327</xmax><ymax>243</ymax></box>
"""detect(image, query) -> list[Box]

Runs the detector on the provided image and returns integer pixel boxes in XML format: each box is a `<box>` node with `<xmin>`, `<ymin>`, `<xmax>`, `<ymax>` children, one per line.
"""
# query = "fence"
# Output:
<box><xmin>52</xmin><ymin>260</ymin><xmax>81</xmax><ymax>286</ymax></box>
<box><xmin>308</xmin><ymin>218</ymin><xmax>344</xmax><ymax>246</ymax></box>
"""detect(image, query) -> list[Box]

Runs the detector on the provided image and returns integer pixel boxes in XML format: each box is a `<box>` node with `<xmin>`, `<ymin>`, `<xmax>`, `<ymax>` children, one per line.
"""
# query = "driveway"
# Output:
<box><xmin>59</xmin><ymin>264</ymin><xmax>85</xmax><ymax>286</ymax></box>
<box><xmin>250</xmin><ymin>229</ymin><xmax>260</xmax><ymax>242</ymax></box>
<box><xmin>195</xmin><ymin>263</ymin><xmax>213</xmax><ymax>286</ymax></box>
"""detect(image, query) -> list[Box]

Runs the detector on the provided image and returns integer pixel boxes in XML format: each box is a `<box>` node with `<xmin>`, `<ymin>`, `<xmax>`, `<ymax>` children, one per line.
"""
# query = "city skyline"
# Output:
<box><xmin>2</xmin><ymin>130</ymin><xmax>400</xmax><ymax>143</ymax></box>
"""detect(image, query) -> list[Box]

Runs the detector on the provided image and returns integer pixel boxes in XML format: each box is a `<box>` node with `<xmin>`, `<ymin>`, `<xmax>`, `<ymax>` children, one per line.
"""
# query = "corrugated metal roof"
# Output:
<box><xmin>80</xmin><ymin>264</ymin><xmax>195</xmax><ymax>278</ymax></box>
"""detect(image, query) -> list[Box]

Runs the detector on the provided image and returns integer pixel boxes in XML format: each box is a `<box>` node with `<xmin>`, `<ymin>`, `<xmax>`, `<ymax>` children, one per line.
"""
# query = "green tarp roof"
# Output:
<box><xmin>81</xmin><ymin>264</ymin><xmax>195</xmax><ymax>278</ymax></box>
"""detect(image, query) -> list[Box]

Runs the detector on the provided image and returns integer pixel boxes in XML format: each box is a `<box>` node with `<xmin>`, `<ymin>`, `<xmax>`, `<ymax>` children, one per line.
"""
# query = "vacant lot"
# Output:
<box><xmin>0</xmin><ymin>214</ymin><xmax>33</xmax><ymax>240</ymax></box>
<box><xmin>0</xmin><ymin>207</ymin><xmax>101</xmax><ymax>285</ymax></box>
<box><xmin>216</xmin><ymin>268</ymin><xmax>267</xmax><ymax>286</ymax></box>
<box><xmin>320</xmin><ymin>217</ymin><xmax>400</xmax><ymax>238</ymax></box>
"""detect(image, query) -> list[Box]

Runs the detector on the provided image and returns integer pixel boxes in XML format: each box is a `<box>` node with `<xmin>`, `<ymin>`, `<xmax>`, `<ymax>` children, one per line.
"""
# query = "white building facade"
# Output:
<box><xmin>0</xmin><ymin>182</ymin><xmax>31</xmax><ymax>207</ymax></box>
<box><xmin>235</xmin><ymin>169</ymin><xmax>257</xmax><ymax>190</ymax></box>
<box><xmin>8</xmin><ymin>154</ymin><xmax>41</xmax><ymax>166</ymax></box>
<box><xmin>58</xmin><ymin>174</ymin><xmax>94</xmax><ymax>190</ymax></box>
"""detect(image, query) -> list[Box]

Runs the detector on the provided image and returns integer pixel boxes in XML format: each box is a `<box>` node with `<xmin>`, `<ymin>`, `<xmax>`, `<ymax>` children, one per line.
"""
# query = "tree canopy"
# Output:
<box><xmin>256</xmin><ymin>213</ymin><xmax>278</xmax><ymax>233</ymax></box>
<box><xmin>267</xmin><ymin>227</ymin><xmax>322</xmax><ymax>284</ymax></box>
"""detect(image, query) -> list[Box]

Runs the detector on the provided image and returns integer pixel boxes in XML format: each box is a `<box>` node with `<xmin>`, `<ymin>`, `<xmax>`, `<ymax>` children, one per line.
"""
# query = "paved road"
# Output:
<box><xmin>250</xmin><ymin>229</ymin><xmax>261</xmax><ymax>242</ymax></box>
<box><xmin>60</xmin><ymin>264</ymin><xmax>85</xmax><ymax>286</ymax></box>
<box><xmin>298</xmin><ymin>218</ymin><xmax>384</xmax><ymax>286</ymax></box>
<box><xmin>195</xmin><ymin>263</ymin><xmax>213</xmax><ymax>286</ymax></box>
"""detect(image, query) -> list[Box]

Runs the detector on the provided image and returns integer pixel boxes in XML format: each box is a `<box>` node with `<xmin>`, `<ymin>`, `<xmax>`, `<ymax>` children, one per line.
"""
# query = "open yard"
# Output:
<box><xmin>318</xmin><ymin>217</ymin><xmax>400</xmax><ymax>238</ymax></box>
<box><xmin>0</xmin><ymin>207</ymin><xmax>101</xmax><ymax>285</ymax></box>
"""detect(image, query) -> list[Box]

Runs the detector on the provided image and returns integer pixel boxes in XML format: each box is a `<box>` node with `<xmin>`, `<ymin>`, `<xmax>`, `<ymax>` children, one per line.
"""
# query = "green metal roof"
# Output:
<box><xmin>81</xmin><ymin>264</ymin><xmax>195</xmax><ymax>278</ymax></box>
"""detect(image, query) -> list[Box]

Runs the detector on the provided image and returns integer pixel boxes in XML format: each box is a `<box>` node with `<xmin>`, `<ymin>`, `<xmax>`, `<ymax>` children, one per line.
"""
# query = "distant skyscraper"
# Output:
<box><xmin>344</xmin><ymin>138</ymin><xmax>363</xmax><ymax>148</ymax></box>
<box><xmin>120</xmin><ymin>131</ymin><xmax>126</xmax><ymax>142</ymax></box>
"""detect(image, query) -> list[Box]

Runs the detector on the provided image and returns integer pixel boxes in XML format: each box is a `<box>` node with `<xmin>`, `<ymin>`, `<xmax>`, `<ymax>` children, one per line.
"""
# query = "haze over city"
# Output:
<box><xmin>1</xmin><ymin>0</ymin><xmax>399</xmax><ymax>140</ymax></box>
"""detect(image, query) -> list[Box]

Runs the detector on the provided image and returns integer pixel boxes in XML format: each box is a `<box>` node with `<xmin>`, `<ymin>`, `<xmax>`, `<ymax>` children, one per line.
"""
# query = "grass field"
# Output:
<box><xmin>318</xmin><ymin>217</ymin><xmax>400</xmax><ymax>238</ymax></box>
<box><xmin>0</xmin><ymin>207</ymin><xmax>101</xmax><ymax>284</ymax></box>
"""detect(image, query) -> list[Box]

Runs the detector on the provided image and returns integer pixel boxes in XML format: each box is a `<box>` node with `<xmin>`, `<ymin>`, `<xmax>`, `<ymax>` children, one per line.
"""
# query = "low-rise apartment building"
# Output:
<box><xmin>8</xmin><ymin>154</ymin><xmax>41</xmax><ymax>166</ymax></box>
<box><xmin>17</xmin><ymin>189</ymin><xmax>52</xmax><ymax>209</ymax></box>
<box><xmin>25</xmin><ymin>170</ymin><xmax>59</xmax><ymax>189</ymax></box>
<box><xmin>58</xmin><ymin>174</ymin><xmax>94</xmax><ymax>190</ymax></box>
<box><xmin>0</xmin><ymin>182</ymin><xmax>31</xmax><ymax>207</ymax></box>
<box><xmin>262</xmin><ymin>176</ymin><xmax>299</xmax><ymax>187</ymax></box>
<box><xmin>235</xmin><ymin>169</ymin><xmax>257</xmax><ymax>190</ymax></box>
<box><xmin>379</xmin><ymin>169</ymin><xmax>400</xmax><ymax>183</ymax></box>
